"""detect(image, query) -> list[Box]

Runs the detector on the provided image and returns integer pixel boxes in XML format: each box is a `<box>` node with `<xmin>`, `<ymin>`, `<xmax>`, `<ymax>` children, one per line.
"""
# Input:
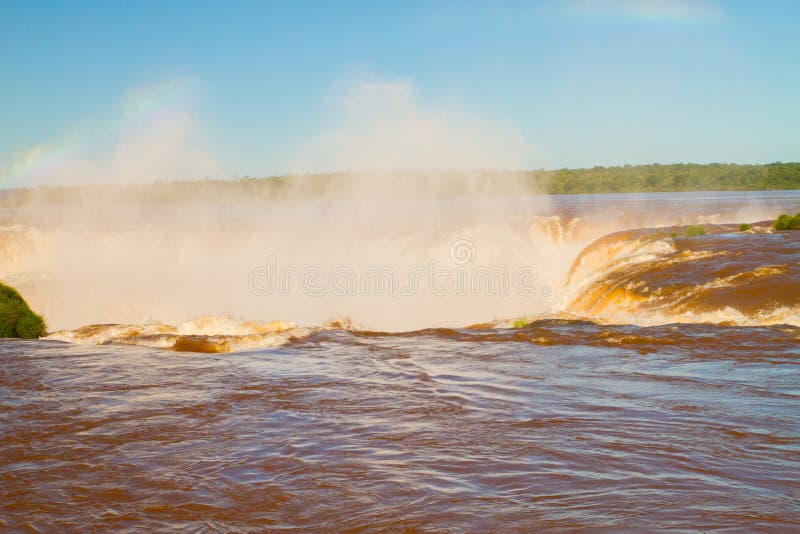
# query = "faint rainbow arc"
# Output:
<box><xmin>1</xmin><ymin>77</ymin><xmax>198</xmax><ymax>188</ymax></box>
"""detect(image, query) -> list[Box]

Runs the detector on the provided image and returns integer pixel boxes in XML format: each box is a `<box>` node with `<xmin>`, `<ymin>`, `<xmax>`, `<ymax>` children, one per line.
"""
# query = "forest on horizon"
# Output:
<box><xmin>2</xmin><ymin>162</ymin><xmax>799</xmax><ymax>206</ymax></box>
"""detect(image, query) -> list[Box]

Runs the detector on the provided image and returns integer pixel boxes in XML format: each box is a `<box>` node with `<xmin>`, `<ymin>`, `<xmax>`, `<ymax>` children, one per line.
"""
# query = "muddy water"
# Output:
<box><xmin>2</xmin><ymin>324</ymin><xmax>799</xmax><ymax>531</ymax></box>
<box><xmin>559</xmin><ymin>226</ymin><xmax>800</xmax><ymax>326</ymax></box>
<box><xmin>1</xmin><ymin>189</ymin><xmax>800</xmax><ymax>530</ymax></box>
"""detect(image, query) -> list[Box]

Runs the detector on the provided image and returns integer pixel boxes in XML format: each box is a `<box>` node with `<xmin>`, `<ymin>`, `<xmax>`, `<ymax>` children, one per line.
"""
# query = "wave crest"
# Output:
<box><xmin>45</xmin><ymin>315</ymin><xmax>309</xmax><ymax>353</ymax></box>
<box><xmin>558</xmin><ymin>228</ymin><xmax>800</xmax><ymax>326</ymax></box>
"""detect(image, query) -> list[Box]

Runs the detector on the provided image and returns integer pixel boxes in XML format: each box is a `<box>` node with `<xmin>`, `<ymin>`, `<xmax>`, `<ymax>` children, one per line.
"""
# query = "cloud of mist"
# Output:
<box><xmin>46</xmin><ymin>113</ymin><xmax>218</xmax><ymax>186</ymax></box>
<box><xmin>2</xmin><ymin>75</ymin><xmax>577</xmax><ymax>333</ymax></box>
<box><xmin>292</xmin><ymin>78</ymin><xmax>530</xmax><ymax>174</ymax></box>
<box><xmin>2</xmin><ymin>79</ymin><xmax>220</xmax><ymax>188</ymax></box>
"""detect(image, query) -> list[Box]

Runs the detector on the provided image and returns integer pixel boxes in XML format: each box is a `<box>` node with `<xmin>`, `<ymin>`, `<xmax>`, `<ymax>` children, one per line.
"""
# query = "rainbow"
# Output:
<box><xmin>0</xmin><ymin>76</ymin><xmax>199</xmax><ymax>189</ymax></box>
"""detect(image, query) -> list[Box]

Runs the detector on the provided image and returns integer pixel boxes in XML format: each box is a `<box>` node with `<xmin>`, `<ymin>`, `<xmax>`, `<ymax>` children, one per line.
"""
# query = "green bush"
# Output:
<box><xmin>0</xmin><ymin>283</ymin><xmax>47</xmax><ymax>338</ymax></box>
<box><xmin>774</xmin><ymin>214</ymin><xmax>793</xmax><ymax>230</ymax></box>
<box><xmin>512</xmin><ymin>319</ymin><xmax>528</xmax><ymax>328</ymax></box>
<box><xmin>684</xmin><ymin>225</ymin><xmax>706</xmax><ymax>237</ymax></box>
<box><xmin>739</xmin><ymin>223</ymin><xmax>751</xmax><ymax>231</ymax></box>
<box><xmin>790</xmin><ymin>214</ymin><xmax>800</xmax><ymax>230</ymax></box>
<box><xmin>669</xmin><ymin>232</ymin><xmax>678</xmax><ymax>238</ymax></box>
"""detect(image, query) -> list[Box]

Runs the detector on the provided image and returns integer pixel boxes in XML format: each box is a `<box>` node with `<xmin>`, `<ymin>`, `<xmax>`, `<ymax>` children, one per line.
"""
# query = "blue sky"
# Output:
<box><xmin>1</xmin><ymin>0</ymin><xmax>798</xmax><ymax>186</ymax></box>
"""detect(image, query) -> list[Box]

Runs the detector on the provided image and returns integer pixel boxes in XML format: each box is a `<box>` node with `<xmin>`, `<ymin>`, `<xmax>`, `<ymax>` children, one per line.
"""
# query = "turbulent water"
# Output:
<box><xmin>560</xmin><ymin>225</ymin><xmax>800</xmax><ymax>326</ymax></box>
<box><xmin>1</xmin><ymin>190</ymin><xmax>799</xmax><ymax>530</ymax></box>
<box><xmin>2</xmin><ymin>324</ymin><xmax>799</xmax><ymax>531</ymax></box>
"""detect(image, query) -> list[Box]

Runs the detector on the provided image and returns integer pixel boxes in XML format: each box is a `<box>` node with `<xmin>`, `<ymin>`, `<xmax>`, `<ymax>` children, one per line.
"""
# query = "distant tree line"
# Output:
<box><xmin>541</xmin><ymin>162</ymin><xmax>800</xmax><ymax>194</ymax></box>
<box><xmin>1</xmin><ymin>162</ymin><xmax>798</xmax><ymax>206</ymax></box>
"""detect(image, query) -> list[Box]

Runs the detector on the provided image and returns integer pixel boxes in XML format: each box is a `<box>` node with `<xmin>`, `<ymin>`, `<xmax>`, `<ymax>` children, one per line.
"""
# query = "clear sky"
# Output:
<box><xmin>1</xmin><ymin>0</ymin><xmax>798</xmax><ymax>187</ymax></box>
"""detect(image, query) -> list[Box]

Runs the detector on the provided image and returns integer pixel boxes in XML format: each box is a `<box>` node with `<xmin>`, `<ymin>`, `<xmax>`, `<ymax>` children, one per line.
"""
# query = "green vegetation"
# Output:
<box><xmin>0</xmin><ymin>283</ymin><xmax>47</xmax><ymax>338</ymax></box>
<box><xmin>739</xmin><ymin>223</ymin><xmax>751</xmax><ymax>231</ymax></box>
<box><xmin>1</xmin><ymin>162</ymin><xmax>799</xmax><ymax>207</ymax></box>
<box><xmin>670</xmin><ymin>232</ymin><xmax>679</xmax><ymax>238</ymax></box>
<box><xmin>773</xmin><ymin>213</ymin><xmax>800</xmax><ymax>230</ymax></box>
<box><xmin>512</xmin><ymin>319</ymin><xmax>529</xmax><ymax>328</ymax></box>
<box><xmin>543</xmin><ymin>162</ymin><xmax>800</xmax><ymax>194</ymax></box>
<box><xmin>684</xmin><ymin>225</ymin><xmax>706</xmax><ymax>237</ymax></box>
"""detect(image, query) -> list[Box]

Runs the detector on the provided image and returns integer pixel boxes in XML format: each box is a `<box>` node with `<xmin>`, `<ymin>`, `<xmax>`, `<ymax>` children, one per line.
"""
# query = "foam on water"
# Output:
<box><xmin>45</xmin><ymin>315</ymin><xmax>309</xmax><ymax>353</ymax></box>
<box><xmin>558</xmin><ymin>225</ymin><xmax>800</xmax><ymax>327</ymax></box>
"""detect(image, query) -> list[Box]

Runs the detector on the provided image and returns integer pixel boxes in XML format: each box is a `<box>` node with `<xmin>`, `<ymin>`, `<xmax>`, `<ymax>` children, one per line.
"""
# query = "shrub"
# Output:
<box><xmin>739</xmin><ymin>223</ymin><xmax>751</xmax><ymax>231</ymax></box>
<box><xmin>789</xmin><ymin>215</ymin><xmax>800</xmax><ymax>230</ymax></box>
<box><xmin>669</xmin><ymin>232</ymin><xmax>678</xmax><ymax>238</ymax></box>
<box><xmin>16</xmin><ymin>313</ymin><xmax>47</xmax><ymax>339</ymax></box>
<box><xmin>774</xmin><ymin>214</ymin><xmax>793</xmax><ymax>230</ymax></box>
<box><xmin>0</xmin><ymin>283</ymin><xmax>47</xmax><ymax>338</ymax></box>
<box><xmin>512</xmin><ymin>319</ymin><xmax>528</xmax><ymax>328</ymax></box>
<box><xmin>684</xmin><ymin>225</ymin><xmax>706</xmax><ymax>237</ymax></box>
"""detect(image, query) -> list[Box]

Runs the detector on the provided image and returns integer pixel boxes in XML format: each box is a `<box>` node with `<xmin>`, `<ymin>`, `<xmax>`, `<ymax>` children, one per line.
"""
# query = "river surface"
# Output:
<box><xmin>1</xmin><ymin>190</ymin><xmax>799</xmax><ymax>530</ymax></box>
<box><xmin>2</xmin><ymin>324</ymin><xmax>799</xmax><ymax>531</ymax></box>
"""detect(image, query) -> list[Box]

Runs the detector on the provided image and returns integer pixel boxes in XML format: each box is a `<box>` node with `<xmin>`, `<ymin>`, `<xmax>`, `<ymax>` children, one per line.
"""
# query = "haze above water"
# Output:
<box><xmin>2</xmin><ymin>187</ymin><xmax>799</xmax><ymax>333</ymax></box>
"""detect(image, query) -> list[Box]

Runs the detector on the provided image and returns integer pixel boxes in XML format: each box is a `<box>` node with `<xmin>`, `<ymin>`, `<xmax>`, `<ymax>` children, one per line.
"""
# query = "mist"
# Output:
<box><xmin>1</xmin><ymin>77</ymin><xmax>580</xmax><ymax>332</ymax></box>
<box><xmin>4</xmin><ymin>77</ymin><xmax>785</xmax><ymax>334</ymax></box>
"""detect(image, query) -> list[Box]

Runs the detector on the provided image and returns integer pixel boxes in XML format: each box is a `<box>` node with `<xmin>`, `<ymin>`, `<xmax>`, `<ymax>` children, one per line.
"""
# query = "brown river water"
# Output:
<box><xmin>1</xmin><ymin>190</ymin><xmax>799</xmax><ymax>530</ymax></box>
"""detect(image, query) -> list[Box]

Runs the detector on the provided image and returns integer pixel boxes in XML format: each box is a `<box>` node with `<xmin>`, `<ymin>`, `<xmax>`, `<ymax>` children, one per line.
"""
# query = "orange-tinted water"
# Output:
<box><xmin>560</xmin><ymin>225</ymin><xmax>800</xmax><ymax>326</ymax></box>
